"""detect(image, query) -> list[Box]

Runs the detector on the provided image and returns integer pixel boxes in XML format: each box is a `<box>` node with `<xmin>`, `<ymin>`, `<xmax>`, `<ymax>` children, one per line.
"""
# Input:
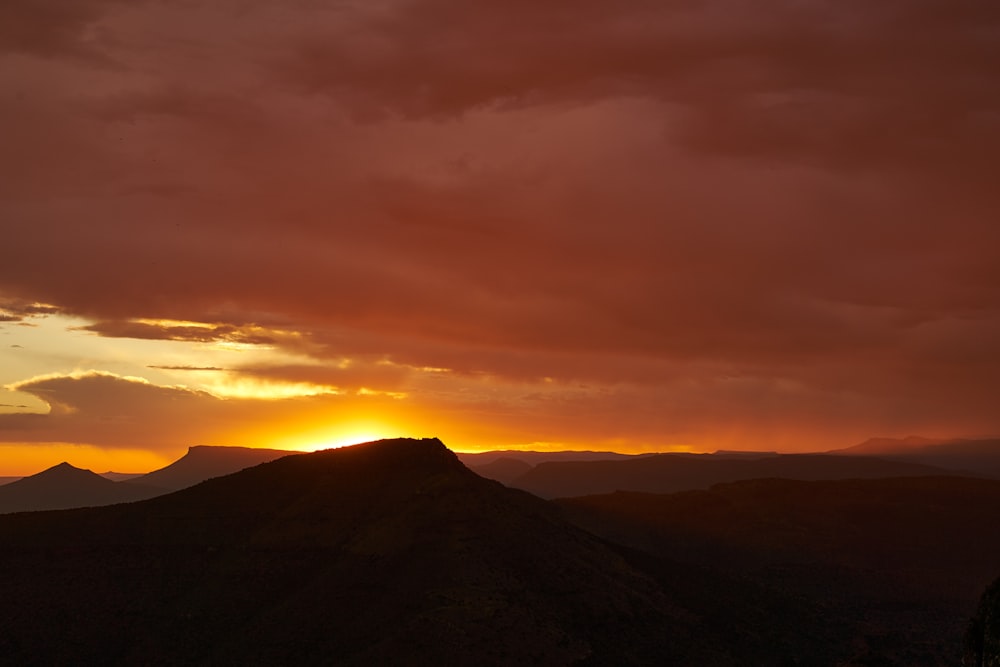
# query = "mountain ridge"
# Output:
<box><xmin>0</xmin><ymin>461</ymin><xmax>164</xmax><ymax>513</ymax></box>
<box><xmin>0</xmin><ymin>438</ymin><xmax>702</xmax><ymax>665</ymax></box>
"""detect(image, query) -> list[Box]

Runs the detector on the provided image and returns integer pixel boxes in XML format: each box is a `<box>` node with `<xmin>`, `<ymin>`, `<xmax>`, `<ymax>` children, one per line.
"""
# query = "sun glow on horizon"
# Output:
<box><xmin>268</xmin><ymin>417</ymin><xmax>409</xmax><ymax>453</ymax></box>
<box><xmin>304</xmin><ymin>432</ymin><xmax>398</xmax><ymax>451</ymax></box>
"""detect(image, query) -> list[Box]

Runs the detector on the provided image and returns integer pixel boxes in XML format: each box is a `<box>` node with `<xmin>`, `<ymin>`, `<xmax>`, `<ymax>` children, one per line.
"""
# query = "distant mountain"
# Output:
<box><xmin>557</xmin><ymin>476</ymin><xmax>1000</xmax><ymax>665</ymax></box>
<box><xmin>830</xmin><ymin>437</ymin><xmax>1000</xmax><ymax>477</ymax></box>
<box><xmin>0</xmin><ymin>476</ymin><xmax>20</xmax><ymax>487</ymax></box>
<box><xmin>0</xmin><ymin>462</ymin><xmax>165</xmax><ymax>513</ymax></box>
<box><xmin>455</xmin><ymin>449</ymin><xmax>649</xmax><ymax>467</ymax></box>
<box><xmin>99</xmin><ymin>471</ymin><xmax>145</xmax><ymax>482</ymax></box>
<box><xmin>510</xmin><ymin>452</ymin><xmax>953</xmax><ymax>499</ymax></box>
<box><xmin>134</xmin><ymin>444</ymin><xmax>296</xmax><ymax>491</ymax></box>
<box><xmin>0</xmin><ymin>438</ymin><xmax>708</xmax><ymax>665</ymax></box>
<box><xmin>834</xmin><ymin>435</ymin><xmax>949</xmax><ymax>455</ymax></box>
<box><xmin>468</xmin><ymin>456</ymin><xmax>534</xmax><ymax>485</ymax></box>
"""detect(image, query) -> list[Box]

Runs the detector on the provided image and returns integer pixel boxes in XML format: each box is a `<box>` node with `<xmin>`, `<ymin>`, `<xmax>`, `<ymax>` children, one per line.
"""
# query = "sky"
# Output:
<box><xmin>1</xmin><ymin>0</ymin><xmax>999</xmax><ymax>474</ymax></box>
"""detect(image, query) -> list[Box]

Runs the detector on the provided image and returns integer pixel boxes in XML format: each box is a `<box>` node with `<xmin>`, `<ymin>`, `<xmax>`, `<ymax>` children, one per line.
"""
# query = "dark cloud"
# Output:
<box><xmin>282</xmin><ymin>0</ymin><xmax>1000</xmax><ymax>176</ymax></box>
<box><xmin>81</xmin><ymin>321</ymin><xmax>277</xmax><ymax>346</ymax></box>
<box><xmin>0</xmin><ymin>0</ymin><xmax>128</xmax><ymax>60</ymax></box>
<box><xmin>0</xmin><ymin>0</ymin><xmax>998</xmax><ymax>449</ymax></box>
<box><xmin>0</xmin><ymin>300</ymin><xmax>61</xmax><ymax>322</ymax></box>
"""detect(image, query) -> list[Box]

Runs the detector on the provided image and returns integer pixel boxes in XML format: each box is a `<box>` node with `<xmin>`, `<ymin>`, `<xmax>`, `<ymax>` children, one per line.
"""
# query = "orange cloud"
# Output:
<box><xmin>1</xmin><ymin>0</ymin><xmax>998</xmax><ymax>464</ymax></box>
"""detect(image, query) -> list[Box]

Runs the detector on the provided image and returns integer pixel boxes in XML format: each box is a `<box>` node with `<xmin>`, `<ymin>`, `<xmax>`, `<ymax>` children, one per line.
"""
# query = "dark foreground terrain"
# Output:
<box><xmin>1</xmin><ymin>438</ymin><xmax>999</xmax><ymax>665</ymax></box>
<box><xmin>0</xmin><ymin>439</ymin><xmax>697</xmax><ymax>665</ymax></box>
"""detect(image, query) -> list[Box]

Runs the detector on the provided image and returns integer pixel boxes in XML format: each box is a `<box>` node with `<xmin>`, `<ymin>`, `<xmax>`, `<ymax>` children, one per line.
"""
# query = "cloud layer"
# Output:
<box><xmin>1</xmin><ymin>0</ymin><xmax>998</xmax><ymax>456</ymax></box>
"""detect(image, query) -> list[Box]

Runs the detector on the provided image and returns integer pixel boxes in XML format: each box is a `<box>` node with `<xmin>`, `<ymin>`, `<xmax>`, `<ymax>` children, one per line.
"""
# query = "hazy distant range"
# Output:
<box><xmin>3</xmin><ymin>436</ymin><xmax>999</xmax><ymax>514</ymax></box>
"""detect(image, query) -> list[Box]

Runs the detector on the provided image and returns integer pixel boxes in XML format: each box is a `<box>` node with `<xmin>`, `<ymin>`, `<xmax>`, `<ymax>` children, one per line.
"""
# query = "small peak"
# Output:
<box><xmin>47</xmin><ymin>462</ymin><xmax>89</xmax><ymax>473</ymax></box>
<box><xmin>31</xmin><ymin>461</ymin><xmax>94</xmax><ymax>478</ymax></box>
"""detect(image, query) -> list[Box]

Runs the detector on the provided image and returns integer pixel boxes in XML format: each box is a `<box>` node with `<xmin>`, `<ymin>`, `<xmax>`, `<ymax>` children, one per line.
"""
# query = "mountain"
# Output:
<box><xmin>0</xmin><ymin>476</ymin><xmax>20</xmax><ymax>487</ymax></box>
<box><xmin>0</xmin><ymin>462</ymin><xmax>165</xmax><ymax>513</ymax></box>
<box><xmin>834</xmin><ymin>435</ymin><xmax>949</xmax><ymax>455</ymax></box>
<box><xmin>99</xmin><ymin>471</ymin><xmax>145</xmax><ymax>482</ymax></box>
<box><xmin>0</xmin><ymin>438</ymin><xmax>709</xmax><ymax>665</ymax></box>
<box><xmin>455</xmin><ymin>449</ymin><xmax>649</xmax><ymax>467</ymax></box>
<box><xmin>468</xmin><ymin>456</ymin><xmax>534</xmax><ymax>485</ymax></box>
<box><xmin>509</xmin><ymin>452</ymin><xmax>954</xmax><ymax>498</ymax></box>
<box><xmin>134</xmin><ymin>444</ymin><xmax>296</xmax><ymax>490</ymax></box>
<box><xmin>557</xmin><ymin>476</ymin><xmax>1000</xmax><ymax>665</ymax></box>
<box><xmin>830</xmin><ymin>437</ymin><xmax>1000</xmax><ymax>478</ymax></box>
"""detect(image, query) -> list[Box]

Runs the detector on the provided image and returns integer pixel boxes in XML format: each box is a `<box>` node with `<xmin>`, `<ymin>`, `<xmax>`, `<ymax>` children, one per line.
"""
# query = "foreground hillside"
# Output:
<box><xmin>3</xmin><ymin>438</ymin><xmax>997</xmax><ymax>665</ymax></box>
<box><xmin>0</xmin><ymin>439</ymin><xmax>700</xmax><ymax>665</ymax></box>
<box><xmin>558</xmin><ymin>476</ymin><xmax>1000</xmax><ymax>664</ymax></box>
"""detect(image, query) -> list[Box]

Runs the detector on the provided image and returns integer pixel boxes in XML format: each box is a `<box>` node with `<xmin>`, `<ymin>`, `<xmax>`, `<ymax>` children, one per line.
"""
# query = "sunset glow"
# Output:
<box><xmin>1</xmin><ymin>0</ymin><xmax>998</xmax><ymax>476</ymax></box>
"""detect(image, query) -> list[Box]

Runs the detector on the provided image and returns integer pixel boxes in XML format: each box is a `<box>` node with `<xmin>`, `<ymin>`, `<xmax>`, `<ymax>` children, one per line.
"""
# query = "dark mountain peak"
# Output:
<box><xmin>0</xmin><ymin>437</ymin><xmax>691</xmax><ymax>664</ymax></box>
<box><xmin>0</xmin><ymin>460</ymin><xmax>161</xmax><ymax>514</ymax></box>
<box><xmin>312</xmin><ymin>437</ymin><xmax>455</xmax><ymax>468</ymax></box>
<box><xmin>33</xmin><ymin>461</ymin><xmax>97</xmax><ymax>479</ymax></box>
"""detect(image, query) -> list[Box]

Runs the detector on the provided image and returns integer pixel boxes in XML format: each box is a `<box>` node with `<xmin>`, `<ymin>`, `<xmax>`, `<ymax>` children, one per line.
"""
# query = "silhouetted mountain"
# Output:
<box><xmin>134</xmin><ymin>444</ymin><xmax>295</xmax><ymax>490</ymax></box>
<box><xmin>0</xmin><ymin>476</ymin><xmax>19</xmax><ymax>487</ymax></box>
<box><xmin>511</xmin><ymin>452</ymin><xmax>953</xmax><ymax>498</ymax></box>
<box><xmin>705</xmin><ymin>449</ymin><xmax>779</xmax><ymax>459</ymax></box>
<box><xmin>558</xmin><ymin>476</ymin><xmax>1000</xmax><ymax>665</ymax></box>
<box><xmin>836</xmin><ymin>435</ymin><xmax>949</xmax><ymax>455</ymax></box>
<box><xmin>99</xmin><ymin>471</ymin><xmax>145</xmax><ymax>482</ymax></box>
<box><xmin>456</xmin><ymin>449</ymin><xmax>649</xmax><ymax>467</ymax></box>
<box><xmin>468</xmin><ymin>457</ymin><xmax>533</xmax><ymax>484</ymax></box>
<box><xmin>0</xmin><ymin>462</ymin><xmax>165</xmax><ymax>513</ymax></box>
<box><xmin>831</xmin><ymin>437</ymin><xmax>1000</xmax><ymax>478</ymax></box>
<box><xmin>0</xmin><ymin>438</ymin><xmax>711</xmax><ymax>665</ymax></box>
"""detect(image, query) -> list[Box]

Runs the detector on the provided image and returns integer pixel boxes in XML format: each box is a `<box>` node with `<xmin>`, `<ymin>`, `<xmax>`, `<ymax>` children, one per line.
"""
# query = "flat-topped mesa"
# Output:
<box><xmin>135</xmin><ymin>444</ymin><xmax>298</xmax><ymax>491</ymax></box>
<box><xmin>302</xmin><ymin>437</ymin><xmax>460</xmax><ymax>471</ymax></box>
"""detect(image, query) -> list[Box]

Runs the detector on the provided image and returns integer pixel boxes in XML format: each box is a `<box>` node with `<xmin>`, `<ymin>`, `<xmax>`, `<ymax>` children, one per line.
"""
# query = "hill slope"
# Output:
<box><xmin>510</xmin><ymin>452</ymin><xmax>954</xmax><ymax>498</ymax></box>
<box><xmin>558</xmin><ymin>476</ymin><xmax>1000</xmax><ymax>664</ymax></box>
<box><xmin>0</xmin><ymin>438</ymin><xmax>702</xmax><ymax>665</ymax></box>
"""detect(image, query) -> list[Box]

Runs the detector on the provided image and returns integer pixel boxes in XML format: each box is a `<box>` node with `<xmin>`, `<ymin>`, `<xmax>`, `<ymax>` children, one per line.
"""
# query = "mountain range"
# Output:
<box><xmin>830</xmin><ymin>436</ymin><xmax>1000</xmax><ymax>477</ymax></box>
<box><xmin>0</xmin><ymin>463</ymin><xmax>165</xmax><ymax>513</ymax></box>
<box><xmin>0</xmin><ymin>438</ymin><xmax>697</xmax><ymax>665</ymax></box>
<box><xmin>489</xmin><ymin>452</ymin><xmax>958</xmax><ymax>499</ymax></box>
<box><xmin>0</xmin><ymin>445</ymin><xmax>294</xmax><ymax>514</ymax></box>
<box><xmin>1</xmin><ymin>437</ymin><xmax>999</xmax><ymax>664</ymax></box>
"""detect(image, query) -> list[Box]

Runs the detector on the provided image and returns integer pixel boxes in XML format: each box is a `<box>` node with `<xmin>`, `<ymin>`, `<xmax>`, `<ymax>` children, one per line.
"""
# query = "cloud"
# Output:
<box><xmin>0</xmin><ymin>371</ymin><xmax>406</xmax><ymax>451</ymax></box>
<box><xmin>279</xmin><ymin>0</ymin><xmax>1000</xmax><ymax>175</ymax></box>
<box><xmin>0</xmin><ymin>0</ymin><xmax>137</xmax><ymax>64</ymax></box>
<box><xmin>80</xmin><ymin>320</ymin><xmax>279</xmax><ymax>346</ymax></box>
<box><xmin>0</xmin><ymin>299</ymin><xmax>61</xmax><ymax>323</ymax></box>
<box><xmin>0</xmin><ymin>0</ymin><xmax>998</xmax><ymax>450</ymax></box>
<box><xmin>147</xmin><ymin>365</ymin><xmax>224</xmax><ymax>372</ymax></box>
